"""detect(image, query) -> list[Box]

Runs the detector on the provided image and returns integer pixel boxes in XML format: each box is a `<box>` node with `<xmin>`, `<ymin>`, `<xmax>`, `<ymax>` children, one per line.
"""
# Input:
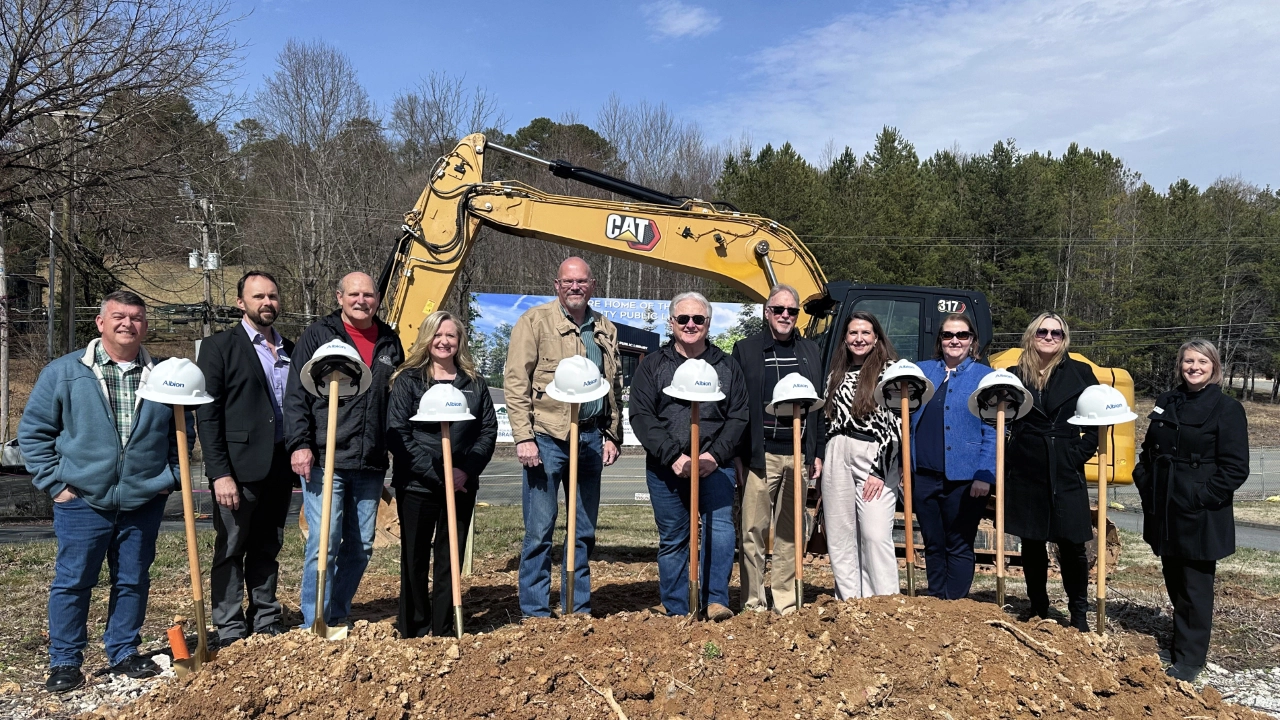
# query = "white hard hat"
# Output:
<box><xmin>874</xmin><ymin>360</ymin><xmax>936</xmax><ymax>412</ymax></box>
<box><xmin>136</xmin><ymin>357</ymin><xmax>215</xmax><ymax>406</ymax></box>
<box><xmin>663</xmin><ymin>358</ymin><xmax>726</xmax><ymax>402</ymax></box>
<box><xmin>301</xmin><ymin>340</ymin><xmax>372</xmax><ymax>398</ymax></box>
<box><xmin>766</xmin><ymin>372</ymin><xmax>824</xmax><ymax>416</ymax></box>
<box><xmin>410</xmin><ymin>383</ymin><xmax>475</xmax><ymax>423</ymax></box>
<box><xmin>1069</xmin><ymin>384</ymin><xmax>1137</xmax><ymax>426</ymax></box>
<box><xmin>544</xmin><ymin>355</ymin><xmax>611</xmax><ymax>404</ymax></box>
<box><xmin>967</xmin><ymin>369</ymin><xmax>1033</xmax><ymax>424</ymax></box>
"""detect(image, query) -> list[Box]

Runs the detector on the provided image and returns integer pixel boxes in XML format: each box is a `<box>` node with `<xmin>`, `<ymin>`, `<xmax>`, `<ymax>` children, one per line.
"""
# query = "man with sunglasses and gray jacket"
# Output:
<box><xmin>731</xmin><ymin>285</ymin><xmax>825</xmax><ymax>615</ymax></box>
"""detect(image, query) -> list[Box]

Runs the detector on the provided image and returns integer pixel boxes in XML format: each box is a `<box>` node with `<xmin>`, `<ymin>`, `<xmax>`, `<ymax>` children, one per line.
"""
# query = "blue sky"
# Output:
<box><xmin>226</xmin><ymin>0</ymin><xmax>1280</xmax><ymax>190</ymax></box>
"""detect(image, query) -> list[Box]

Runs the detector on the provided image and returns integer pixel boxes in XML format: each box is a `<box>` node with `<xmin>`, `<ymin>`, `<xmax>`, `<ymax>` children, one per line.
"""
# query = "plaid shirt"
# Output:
<box><xmin>94</xmin><ymin>343</ymin><xmax>144</xmax><ymax>446</ymax></box>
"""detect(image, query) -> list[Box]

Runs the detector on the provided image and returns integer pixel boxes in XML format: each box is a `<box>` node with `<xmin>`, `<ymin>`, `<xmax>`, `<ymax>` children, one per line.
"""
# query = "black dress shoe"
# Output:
<box><xmin>256</xmin><ymin>623</ymin><xmax>287</xmax><ymax>637</ymax></box>
<box><xmin>1069</xmin><ymin>613</ymin><xmax>1091</xmax><ymax>632</ymax></box>
<box><xmin>213</xmin><ymin>633</ymin><xmax>247</xmax><ymax>649</ymax></box>
<box><xmin>46</xmin><ymin>666</ymin><xmax>85</xmax><ymax>693</ymax></box>
<box><xmin>107</xmin><ymin>654</ymin><xmax>159</xmax><ymax>679</ymax></box>
<box><xmin>1167</xmin><ymin>663</ymin><xmax>1203</xmax><ymax>683</ymax></box>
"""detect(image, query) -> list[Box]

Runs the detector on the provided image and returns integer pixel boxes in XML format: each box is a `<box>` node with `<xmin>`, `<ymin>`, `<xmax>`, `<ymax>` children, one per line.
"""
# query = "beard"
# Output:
<box><xmin>246</xmin><ymin>305</ymin><xmax>278</xmax><ymax>327</ymax></box>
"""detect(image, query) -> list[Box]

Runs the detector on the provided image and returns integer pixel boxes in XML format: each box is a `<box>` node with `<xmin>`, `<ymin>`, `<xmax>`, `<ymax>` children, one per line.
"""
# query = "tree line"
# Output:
<box><xmin>3</xmin><ymin>10</ymin><xmax>1278</xmax><ymax>398</ymax></box>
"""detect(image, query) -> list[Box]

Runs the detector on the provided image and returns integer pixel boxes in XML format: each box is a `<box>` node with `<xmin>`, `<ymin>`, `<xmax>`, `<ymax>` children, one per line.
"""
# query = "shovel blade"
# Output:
<box><xmin>311</xmin><ymin>620</ymin><xmax>348</xmax><ymax>641</ymax></box>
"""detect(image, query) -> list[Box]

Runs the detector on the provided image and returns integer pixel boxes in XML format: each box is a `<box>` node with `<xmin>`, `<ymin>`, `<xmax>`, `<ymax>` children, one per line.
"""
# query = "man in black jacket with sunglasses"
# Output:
<box><xmin>731</xmin><ymin>285</ymin><xmax>826</xmax><ymax>615</ymax></box>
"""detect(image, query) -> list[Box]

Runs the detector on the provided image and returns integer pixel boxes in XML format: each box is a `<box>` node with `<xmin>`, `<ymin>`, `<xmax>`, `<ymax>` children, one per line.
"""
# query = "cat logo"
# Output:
<box><xmin>605</xmin><ymin>214</ymin><xmax>661</xmax><ymax>251</ymax></box>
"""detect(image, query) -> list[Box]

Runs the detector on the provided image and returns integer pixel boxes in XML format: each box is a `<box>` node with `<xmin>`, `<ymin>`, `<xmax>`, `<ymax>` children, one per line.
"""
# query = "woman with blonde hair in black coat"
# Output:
<box><xmin>1005</xmin><ymin>312</ymin><xmax>1098</xmax><ymax>632</ymax></box>
<box><xmin>1135</xmin><ymin>339</ymin><xmax>1248</xmax><ymax>683</ymax></box>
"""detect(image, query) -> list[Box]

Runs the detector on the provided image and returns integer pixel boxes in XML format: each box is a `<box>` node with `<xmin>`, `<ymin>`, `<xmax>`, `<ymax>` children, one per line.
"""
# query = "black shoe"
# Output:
<box><xmin>1069</xmin><ymin>613</ymin><xmax>1090</xmax><ymax>632</ymax></box>
<box><xmin>213</xmin><ymin>633</ymin><xmax>246</xmax><ymax>650</ymax></box>
<box><xmin>107</xmin><ymin>654</ymin><xmax>159</xmax><ymax>679</ymax></box>
<box><xmin>255</xmin><ymin>623</ymin><xmax>287</xmax><ymax>637</ymax></box>
<box><xmin>46</xmin><ymin>666</ymin><xmax>84</xmax><ymax>693</ymax></box>
<box><xmin>1167</xmin><ymin>663</ymin><xmax>1202</xmax><ymax>683</ymax></box>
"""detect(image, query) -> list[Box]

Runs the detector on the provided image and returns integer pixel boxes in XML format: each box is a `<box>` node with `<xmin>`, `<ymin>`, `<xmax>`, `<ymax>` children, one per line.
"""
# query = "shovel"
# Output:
<box><xmin>1096</xmin><ymin>427</ymin><xmax>1110</xmax><ymax>634</ymax></box>
<box><xmin>564</xmin><ymin>403</ymin><xmax>581</xmax><ymax>616</ymax></box>
<box><xmin>791</xmin><ymin>404</ymin><xmax>805</xmax><ymax>609</ymax></box>
<box><xmin>995</xmin><ymin>398</ymin><xmax>1007</xmax><ymax>607</ymax></box>
<box><xmin>172</xmin><ymin>404</ymin><xmax>216</xmax><ymax>675</ymax></box>
<box><xmin>440</xmin><ymin>420</ymin><xmax>465</xmax><ymax>638</ymax></box>
<box><xmin>311</xmin><ymin>373</ymin><xmax>348</xmax><ymax>641</ymax></box>
<box><xmin>898</xmin><ymin>382</ymin><xmax>917</xmax><ymax>597</ymax></box>
<box><xmin>688</xmin><ymin>403</ymin><xmax>701</xmax><ymax>618</ymax></box>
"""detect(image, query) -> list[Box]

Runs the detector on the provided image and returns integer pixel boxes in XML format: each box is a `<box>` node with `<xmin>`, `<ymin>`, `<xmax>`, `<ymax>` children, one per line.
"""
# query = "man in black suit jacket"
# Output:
<box><xmin>196</xmin><ymin>271</ymin><xmax>296</xmax><ymax>644</ymax></box>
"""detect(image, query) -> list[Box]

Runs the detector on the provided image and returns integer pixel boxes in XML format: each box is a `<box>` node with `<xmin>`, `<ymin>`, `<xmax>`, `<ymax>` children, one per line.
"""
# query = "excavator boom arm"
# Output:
<box><xmin>383</xmin><ymin>134</ymin><xmax>827</xmax><ymax>346</ymax></box>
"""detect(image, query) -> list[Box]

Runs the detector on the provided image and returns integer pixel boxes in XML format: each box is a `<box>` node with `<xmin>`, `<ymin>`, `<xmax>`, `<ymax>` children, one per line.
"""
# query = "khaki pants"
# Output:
<box><xmin>739</xmin><ymin>452</ymin><xmax>807</xmax><ymax>614</ymax></box>
<box><xmin>823</xmin><ymin>434</ymin><xmax>900</xmax><ymax>599</ymax></box>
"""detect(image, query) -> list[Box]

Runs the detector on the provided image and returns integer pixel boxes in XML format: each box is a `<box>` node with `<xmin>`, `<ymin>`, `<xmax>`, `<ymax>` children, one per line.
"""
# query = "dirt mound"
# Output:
<box><xmin>108</xmin><ymin>594</ymin><xmax>1262</xmax><ymax>720</ymax></box>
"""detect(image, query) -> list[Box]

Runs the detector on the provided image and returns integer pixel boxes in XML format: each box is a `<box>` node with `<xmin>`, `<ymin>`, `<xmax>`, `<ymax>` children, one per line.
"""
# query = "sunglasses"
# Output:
<box><xmin>1035</xmin><ymin>328</ymin><xmax>1065</xmax><ymax>340</ymax></box>
<box><xmin>940</xmin><ymin>330</ymin><xmax>973</xmax><ymax>341</ymax></box>
<box><xmin>767</xmin><ymin>305</ymin><xmax>800</xmax><ymax>317</ymax></box>
<box><xmin>674</xmin><ymin>314</ymin><xmax>708</xmax><ymax>326</ymax></box>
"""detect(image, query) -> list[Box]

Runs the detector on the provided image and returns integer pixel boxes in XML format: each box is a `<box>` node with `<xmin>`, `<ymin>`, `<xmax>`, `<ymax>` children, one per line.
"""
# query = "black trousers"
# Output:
<box><xmin>1021</xmin><ymin>538</ymin><xmax>1089</xmax><ymax>618</ymax></box>
<box><xmin>210</xmin><ymin>443</ymin><xmax>294</xmax><ymax>639</ymax></box>
<box><xmin>1161</xmin><ymin>556</ymin><xmax>1216</xmax><ymax>667</ymax></box>
<box><xmin>913</xmin><ymin>470</ymin><xmax>986</xmax><ymax>600</ymax></box>
<box><xmin>396</xmin><ymin>485</ymin><xmax>475</xmax><ymax>638</ymax></box>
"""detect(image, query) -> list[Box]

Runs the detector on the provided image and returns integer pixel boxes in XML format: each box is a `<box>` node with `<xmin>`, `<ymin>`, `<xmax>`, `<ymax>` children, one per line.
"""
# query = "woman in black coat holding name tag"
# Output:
<box><xmin>1005</xmin><ymin>312</ymin><xmax>1099</xmax><ymax>632</ymax></box>
<box><xmin>1135</xmin><ymin>339</ymin><xmax>1249</xmax><ymax>683</ymax></box>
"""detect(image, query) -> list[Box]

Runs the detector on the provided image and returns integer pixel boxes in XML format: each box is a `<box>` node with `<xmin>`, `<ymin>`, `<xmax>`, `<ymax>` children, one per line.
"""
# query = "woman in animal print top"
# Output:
<box><xmin>821</xmin><ymin>310</ymin><xmax>902</xmax><ymax>598</ymax></box>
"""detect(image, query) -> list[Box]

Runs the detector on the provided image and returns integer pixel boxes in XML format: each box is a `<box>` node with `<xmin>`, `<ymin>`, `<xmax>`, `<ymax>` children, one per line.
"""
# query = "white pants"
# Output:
<box><xmin>823</xmin><ymin>434</ymin><xmax>900</xmax><ymax>599</ymax></box>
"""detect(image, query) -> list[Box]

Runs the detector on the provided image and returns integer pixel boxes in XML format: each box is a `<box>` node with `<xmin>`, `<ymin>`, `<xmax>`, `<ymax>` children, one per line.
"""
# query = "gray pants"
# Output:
<box><xmin>210</xmin><ymin>446</ymin><xmax>294</xmax><ymax>639</ymax></box>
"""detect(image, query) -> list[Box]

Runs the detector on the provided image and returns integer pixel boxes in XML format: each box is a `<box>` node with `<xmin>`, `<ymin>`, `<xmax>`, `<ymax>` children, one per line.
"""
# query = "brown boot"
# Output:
<box><xmin>706</xmin><ymin>603</ymin><xmax>734</xmax><ymax>622</ymax></box>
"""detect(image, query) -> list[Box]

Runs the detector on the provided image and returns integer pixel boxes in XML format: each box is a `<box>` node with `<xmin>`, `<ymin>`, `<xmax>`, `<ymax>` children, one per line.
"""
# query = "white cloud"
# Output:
<box><xmin>698</xmin><ymin>0</ymin><xmax>1280</xmax><ymax>189</ymax></box>
<box><xmin>641</xmin><ymin>1</ymin><xmax>722</xmax><ymax>39</ymax></box>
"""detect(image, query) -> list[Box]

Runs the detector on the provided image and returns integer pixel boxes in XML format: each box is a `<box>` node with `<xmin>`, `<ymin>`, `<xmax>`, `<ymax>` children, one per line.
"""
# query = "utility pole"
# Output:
<box><xmin>62</xmin><ymin>182</ymin><xmax>73</xmax><ymax>353</ymax></box>
<box><xmin>0</xmin><ymin>213</ymin><xmax>9</xmax><ymax>444</ymax></box>
<box><xmin>47</xmin><ymin>208</ymin><xmax>55</xmax><ymax>361</ymax></box>
<box><xmin>176</xmin><ymin>199</ymin><xmax>233</xmax><ymax>337</ymax></box>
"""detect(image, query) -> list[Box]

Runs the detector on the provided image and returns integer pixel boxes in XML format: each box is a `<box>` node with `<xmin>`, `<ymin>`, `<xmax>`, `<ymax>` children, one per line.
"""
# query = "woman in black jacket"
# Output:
<box><xmin>1135</xmin><ymin>339</ymin><xmax>1249</xmax><ymax>682</ymax></box>
<box><xmin>387</xmin><ymin>311</ymin><xmax>497</xmax><ymax>638</ymax></box>
<box><xmin>1005</xmin><ymin>312</ymin><xmax>1098</xmax><ymax>631</ymax></box>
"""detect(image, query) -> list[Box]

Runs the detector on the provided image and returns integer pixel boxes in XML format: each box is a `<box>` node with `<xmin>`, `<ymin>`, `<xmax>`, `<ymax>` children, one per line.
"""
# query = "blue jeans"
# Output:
<box><xmin>519</xmin><ymin>430</ymin><xmax>603</xmax><ymax>617</ymax></box>
<box><xmin>48</xmin><ymin>494</ymin><xmax>166</xmax><ymax>668</ymax></box>
<box><xmin>299</xmin><ymin>468</ymin><xmax>384</xmax><ymax>627</ymax></box>
<box><xmin>913</xmin><ymin>469</ymin><xmax>986</xmax><ymax>600</ymax></box>
<box><xmin>646</xmin><ymin>465</ymin><xmax>735</xmax><ymax>616</ymax></box>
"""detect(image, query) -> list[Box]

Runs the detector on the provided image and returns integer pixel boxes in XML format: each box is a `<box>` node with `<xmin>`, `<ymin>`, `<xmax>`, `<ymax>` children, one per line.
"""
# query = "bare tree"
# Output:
<box><xmin>0</xmin><ymin>0</ymin><xmax>242</xmax><ymax>214</ymax></box>
<box><xmin>248</xmin><ymin>38</ymin><xmax>376</xmax><ymax>316</ymax></box>
<box><xmin>389</xmin><ymin>72</ymin><xmax>506</xmax><ymax>173</ymax></box>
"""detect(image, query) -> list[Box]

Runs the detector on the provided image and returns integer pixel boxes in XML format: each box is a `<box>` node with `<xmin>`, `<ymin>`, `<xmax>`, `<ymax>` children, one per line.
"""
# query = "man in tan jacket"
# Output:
<box><xmin>505</xmin><ymin>257</ymin><xmax>622</xmax><ymax>617</ymax></box>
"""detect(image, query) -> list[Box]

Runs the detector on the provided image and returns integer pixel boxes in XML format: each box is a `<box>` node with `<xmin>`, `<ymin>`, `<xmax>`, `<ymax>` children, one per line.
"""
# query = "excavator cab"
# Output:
<box><xmin>807</xmin><ymin>281</ymin><xmax>994</xmax><ymax>367</ymax></box>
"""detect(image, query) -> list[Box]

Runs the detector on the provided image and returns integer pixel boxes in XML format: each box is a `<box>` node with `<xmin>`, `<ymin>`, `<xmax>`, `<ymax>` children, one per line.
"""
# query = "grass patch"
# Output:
<box><xmin>1234</xmin><ymin>501</ymin><xmax>1280</xmax><ymax>526</ymax></box>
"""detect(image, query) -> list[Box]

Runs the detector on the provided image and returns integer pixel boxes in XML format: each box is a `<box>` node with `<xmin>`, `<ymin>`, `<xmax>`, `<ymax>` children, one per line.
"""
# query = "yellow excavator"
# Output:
<box><xmin>370</xmin><ymin>132</ymin><xmax>1133</xmax><ymax>565</ymax></box>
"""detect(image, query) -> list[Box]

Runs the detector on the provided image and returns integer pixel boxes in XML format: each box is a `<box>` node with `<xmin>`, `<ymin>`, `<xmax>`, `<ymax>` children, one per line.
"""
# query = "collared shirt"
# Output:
<box><xmin>563</xmin><ymin>305</ymin><xmax>605</xmax><ymax>422</ymax></box>
<box><xmin>242</xmin><ymin>317</ymin><xmax>290</xmax><ymax>442</ymax></box>
<box><xmin>94</xmin><ymin>343</ymin><xmax>143</xmax><ymax>446</ymax></box>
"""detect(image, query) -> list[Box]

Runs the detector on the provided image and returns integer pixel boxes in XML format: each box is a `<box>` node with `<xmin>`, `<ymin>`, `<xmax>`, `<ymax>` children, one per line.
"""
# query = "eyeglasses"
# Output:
<box><xmin>767</xmin><ymin>305</ymin><xmax>800</xmax><ymax>317</ymax></box>
<box><xmin>940</xmin><ymin>330</ymin><xmax>973</xmax><ymax>341</ymax></box>
<box><xmin>556</xmin><ymin>279</ymin><xmax>592</xmax><ymax>288</ymax></box>
<box><xmin>1035</xmin><ymin>328</ymin><xmax>1065</xmax><ymax>340</ymax></box>
<box><xmin>674</xmin><ymin>314</ymin><xmax>708</xmax><ymax>326</ymax></box>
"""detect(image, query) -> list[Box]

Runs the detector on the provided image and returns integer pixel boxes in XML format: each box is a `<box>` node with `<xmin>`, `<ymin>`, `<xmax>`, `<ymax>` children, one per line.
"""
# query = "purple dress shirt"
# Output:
<box><xmin>242</xmin><ymin>317</ymin><xmax>290</xmax><ymax>443</ymax></box>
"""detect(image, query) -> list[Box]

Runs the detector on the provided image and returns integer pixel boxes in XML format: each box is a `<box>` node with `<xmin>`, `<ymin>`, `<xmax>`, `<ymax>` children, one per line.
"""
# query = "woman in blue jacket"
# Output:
<box><xmin>909</xmin><ymin>313</ymin><xmax>996</xmax><ymax>599</ymax></box>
